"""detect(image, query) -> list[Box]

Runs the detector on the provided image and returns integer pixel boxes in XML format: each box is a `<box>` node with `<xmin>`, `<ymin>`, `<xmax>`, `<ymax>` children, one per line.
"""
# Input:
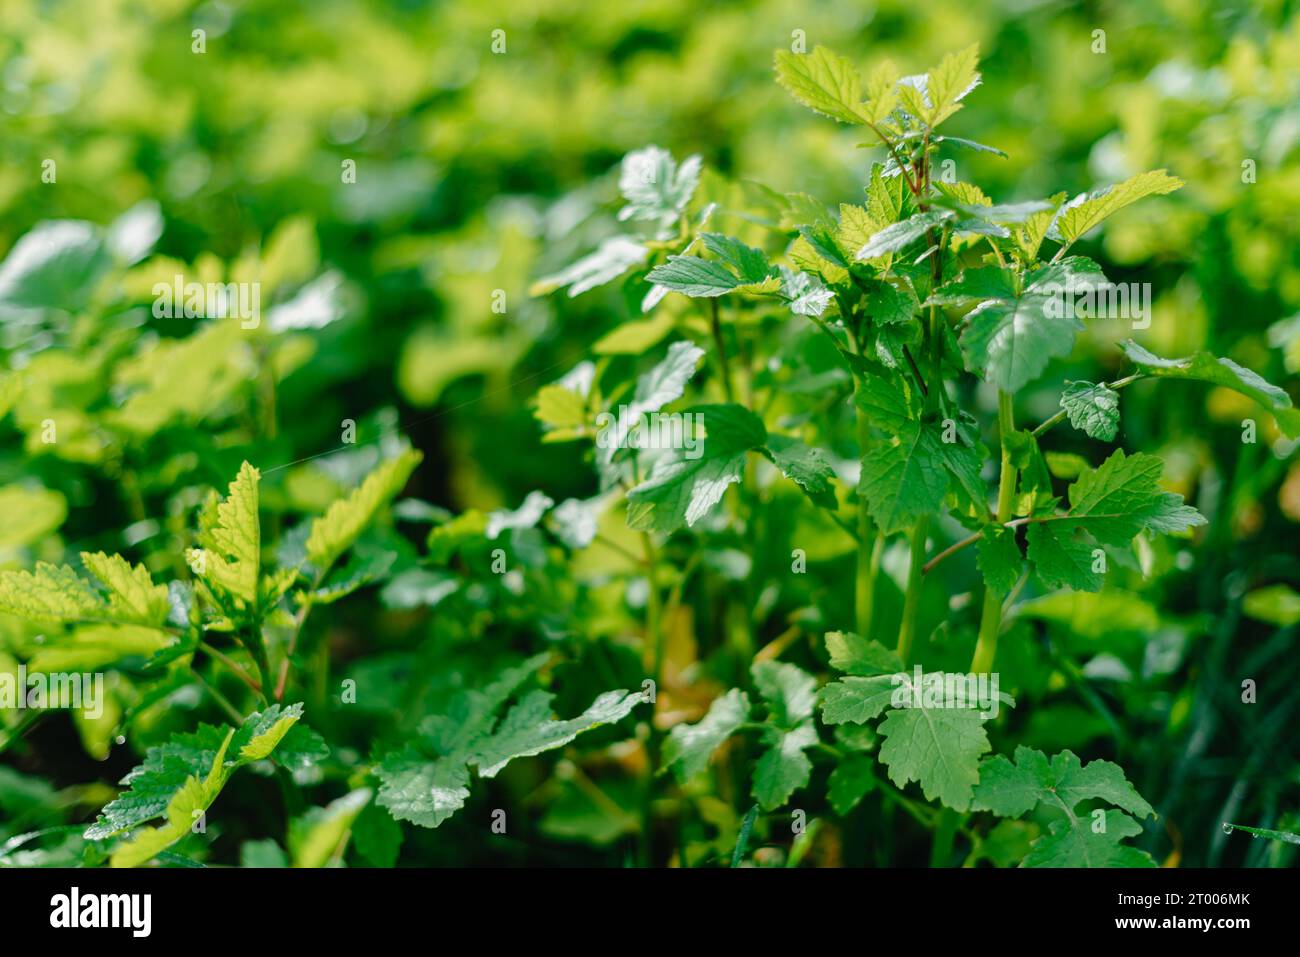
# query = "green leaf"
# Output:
<box><xmin>867</xmin><ymin>281</ymin><xmax>920</xmax><ymax>325</ymax></box>
<box><xmin>779</xmin><ymin>267</ymin><xmax>834</xmax><ymax>317</ymax></box>
<box><xmin>918</xmin><ymin>44</ymin><xmax>981</xmax><ymax>128</ymax></box>
<box><xmin>645</xmin><ymin>256</ymin><xmax>745</xmax><ymax>297</ymax></box>
<box><xmin>752</xmin><ymin>660</ymin><xmax>816</xmax><ymax>728</ymax></box>
<box><xmin>663</xmin><ymin>688</ymin><xmax>750</xmax><ymax>782</ymax></box>
<box><xmin>972</xmin><ymin>745</ymin><xmax>1156</xmax><ymax>867</ymax></box>
<box><xmin>859</xmin><ymin>421</ymin><xmax>949</xmax><ymax>535</ymax></box>
<box><xmin>530</xmin><ymin>237</ymin><xmax>648</xmax><ymax>298</ymax></box>
<box><xmin>752</xmin><ymin>723</ymin><xmax>817</xmax><ymax>810</ymax></box>
<box><xmin>959</xmin><ymin>295</ymin><xmax>1080</xmax><ymax>393</ymax></box>
<box><xmin>85</xmin><ymin>705</ymin><xmax>304</xmax><ymax>842</ymax></box>
<box><xmin>1050</xmin><ymin>170</ymin><xmax>1183</xmax><ymax>246</ymax></box>
<box><xmin>1060</xmin><ymin>381</ymin><xmax>1121</xmax><ymax>441</ymax></box>
<box><xmin>0</xmin><ymin>553</ymin><xmax>168</xmax><ymax>628</ymax></box>
<box><xmin>27</xmin><ymin>623</ymin><xmax>174</xmax><ymax>673</ymax></box>
<box><xmin>647</xmin><ymin>236</ymin><xmax>780</xmax><ymax>299</ymax></box>
<box><xmin>190</xmin><ymin>461</ymin><xmax>261</xmax><ymax>606</ymax></box>
<box><xmin>1118</xmin><ymin>339</ymin><xmax>1300</xmax><ymax>438</ymax></box>
<box><xmin>930</xmin><ymin>266</ymin><xmax>1017</xmax><ymax>305</ymax></box>
<box><xmin>1024</xmin><ymin>810</ymin><xmax>1155</xmax><ymax>868</ymax></box>
<box><xmin>1242</xmin><ymin>584</ymin><xmax>1300</xmax><ymax>627</ymax></box>
<box><xmin>977</xmin><ymin>525</ymin><xmax>1023</xmax><ymax>594</ymax></box>
<box><xmin>626</xmin><ymin>404</ymin><xmax>767</xmax><ymax>532</ymax></box>
<box><xmin>824</xmin><ymin>630</ymin><xmax>902</xmax><ymax>676</ymax></box>
<box><xmin>473</xmin><ymin>689</ymin><xmax>644</xmax><ymax>777</ymax></box>
<box><xmin>860</xmin><ymin>60</ymin><xmax>901</xmax><ymax>124</ymax></box>
<box><xmin>374</xmin><ymin>750</ymin><xmax>470</xmax><ymax>829</ymax></box>
<box><xmin>288</xmin><ymin>788</ymin><xmax>371</xmax><ymax>868</ymax></box>
<box><xmin>854</xmin><ymin>367</ymin><xmax>920</xmax><ymax>432</ymax></box>
<box><xmin>80</xmin><ymin>552</ymin><xmax>170</xmax><ymax>627</ymax></box>
<box><xmin>878</xmin><ymin>703</ymin><xmax>990</xmax><ymax>811</ymax></box>
<box><xmin>617</xmin><ymin>146</ymin><xmax>702</xmax><ymax>225</ymax></box>
<box><xmin>534</xmin><ymin>384</ymin><xmax>588</xmax><ymax>432</ymax></box>
<box><xmin>828</xmin><ymin>754</ymin><xmax>876</xmax><ymax>815</ymax></box>
<box><xmin>773</xmin><ymin>46</ymin><xmax>868</xmax><ymax>125</ymax></box>
<box><xmin>306</xmin><ymin>449</ymin><xmax>423</xmax><ymax>572</ymax></box>
<box><xmin>232</xmin><ymin>702</ymin><xmax>305</xmax><ymax>761</ymax></box>
<box><xmin>700</xmin><ymin>233</ymin><xmax>772</xmax><ymax>283</ymax></box>
<box><xmin>973</xmin><ymin>747</ymin><xmax>1153</xmax><ymax>819</ymax></box>
<box><xmin>762</xmin><ymin>434</ymin><xmax>837</xmax><ymax>509</ymax></box>
<box><xmin>84</xmin><ymin>723</ymin><xmax>230</xmax><ymax>840</ymax></box>
<box><xmin>0</xmin><ymin>220</ymin><xmax>110</xmax><ymax>312</ymax></box>
<box><xmin>855</xmin><ymin>212</ymin><xmax>946</xmax><ymax>260</ymax></box>
<box><xmin>820</xmin><ymin>675</ymin><xmax>899</xmax><ymax>725</ymax></box>
<box><xmin>1026</xmin><ymin>449</ymin><xmax>1204</xmax><ymax>591</ymax></box>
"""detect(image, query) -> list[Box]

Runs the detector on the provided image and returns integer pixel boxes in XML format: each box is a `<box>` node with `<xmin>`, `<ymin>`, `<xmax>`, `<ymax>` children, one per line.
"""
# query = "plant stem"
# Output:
<box><xmin>971</xmin><ymin>390</ymin><xmax>1017</xmax><ymax>673</ymax></box>
<box><xmin>193</xmin><ymin>670</ymin><xmax>244</xmax><ymax>724</ymax></box>
<box><xmin>638</xmin><ymin>532</ymin><xmax>663</xmax><ymax>868</ymax></box>
<box><xmin>896</xmin><ymin>515</ymin><xmax>930</xmax><ymax>665</ymax></box>
<box><xmin>854</xmin><ymin>409</ymin><xmax>879</xmax><ymax>640</ymax></box>
<box><xmin>200</xmin><ymin>640</ymin><xmax>262</xmax><ymax>694</ymax></box>
<box><xmin>930</xmin><ymin>808</ymin><xmax>960</xmax><ymax>867</ymax></box>
<box><xmin>709</xmin><ymin>299</ymin><xmax>734</xmax><ymax>403</ymax></box>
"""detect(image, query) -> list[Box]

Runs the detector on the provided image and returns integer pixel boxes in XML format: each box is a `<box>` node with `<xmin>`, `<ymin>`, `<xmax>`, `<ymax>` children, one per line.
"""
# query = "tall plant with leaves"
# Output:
<box><xmin>524</xmin><ymin>43</ymin><xmax>1298</xmax><ymax>866</ymax></box>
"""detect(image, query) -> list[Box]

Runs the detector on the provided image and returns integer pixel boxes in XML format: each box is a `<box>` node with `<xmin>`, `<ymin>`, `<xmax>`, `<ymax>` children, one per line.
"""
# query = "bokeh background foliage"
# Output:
<box><xmin>1</xmin><ymin>0</ymin><xmax>1298</xmax><ymax>866</ymax></box>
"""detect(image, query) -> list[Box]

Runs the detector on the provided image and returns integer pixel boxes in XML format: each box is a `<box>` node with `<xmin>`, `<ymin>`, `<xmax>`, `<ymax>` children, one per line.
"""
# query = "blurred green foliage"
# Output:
<box><xmin>1</xmin><ymin>0</ymin><xmax>1298</xmax><ymax>867</ymax></box>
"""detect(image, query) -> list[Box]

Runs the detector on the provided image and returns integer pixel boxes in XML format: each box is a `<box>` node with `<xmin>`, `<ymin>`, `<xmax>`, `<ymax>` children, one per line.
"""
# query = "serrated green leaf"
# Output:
<box><xmin>1060</xmin><ymin>381</ymin><xmax>1121</xmax><ymax>441</ymax></box>
<box><xmin>762</xmin><ymin>434</ymin><xmax>837</xmax><ymax>509</ymax></box>
<box><xmin>959</xmin><ymin>295</ymin><xmax>1080</xmax><ymax>393</ymax></box>
<box><xmin>86</xmin><ymin>706</ymin><xmax>304</xmax><ymax>842</ymax></box>
<box><xmin>919</xmin><ymin>44</ymin><xmax>981</xmax><ymax>128</ymax></box>
<box><xmin>859</xmin><ymin>421</ymin><xmax>949</xmax><ymax>535</ymax></box>
<box><xmin>930</xmin><ymin>266</ymin><xmax>1017</xmax><ymax>305</ymax></box>
<box><xmin>80</xmin><ymin>552</ymin><xmax>170</xmax><ymax>627</ymax></box>
<box><xmin>374</xmin><ymin>750</ymin><xmax>470</xmax><ymax>829</ymax></box>
<box><xmin>306</xmin><ymin>449</ymin><xmax>422</xmax><ymax>572</ymax></box>
<box><xmin>819</xmin><ymin>675</ymin><xmax>898</xmax><ymax>724</ymax></box>
<box><xmin>878</xmin><ymin>703</ymin><xmax>990</xmax><ymax>811</ymax></box>
<box><xmin>977</xmin><ymin>525</ymin><xmax>1022</xmax><ymax>594</ymax></box>
<box><xmin>1024</xmin><ymin>810</ymin><xmax>1155</xmax><ymax>867</ymax></box>
<box><xmin>1026</xmin><ymin>450</ymin><xmax>1206</xmax><ymax>591</ymax></box>
<box><xmin>972</xmin><ymin>746</ymin><xmax>1158</xmax><ymax>866</ymax></box>
<box><xmin>868</xmin><ymin>281</ymin><xmax>919</xmax><ymax>325</ymax></box>
<box><xmin>824</xmin><ymin>631</ymin><xmax>902</xmax><ymax>676</ymax></box>
<box><xmin>1050</xmin><ymin>170</ymin><xmax>1183</xmax><ymax>246</ymax></box>
<box><xmin>856</xmin><ymin>212</ymin><xmax>946</xmax><ymax>260</ymax></box>
<box><xmin>774</xmin><ymin>46</ymin><xmax>868</xmax><ymax>125</ymax></box>
<box><xmin>0</xmin><ymin>563</ymin><xmax>120</xmax><ymax>626</ymax></box>
<box><xmin>191</xmin><ymin>462</ymin><xmax>261</xmax><ymax>606</ymax></box>
<box><xmin>626</xmin><ymin>404</ymin><xmax>767</xmax><ymax>532</ymax></box>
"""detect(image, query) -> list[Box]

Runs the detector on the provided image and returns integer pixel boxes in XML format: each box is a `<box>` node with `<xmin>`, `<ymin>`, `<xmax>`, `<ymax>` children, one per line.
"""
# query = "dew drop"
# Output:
<box><xmin>1221</xmin><ymin>822</ymin><xmax>1233</xmax><ymax>834</ymax></box>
